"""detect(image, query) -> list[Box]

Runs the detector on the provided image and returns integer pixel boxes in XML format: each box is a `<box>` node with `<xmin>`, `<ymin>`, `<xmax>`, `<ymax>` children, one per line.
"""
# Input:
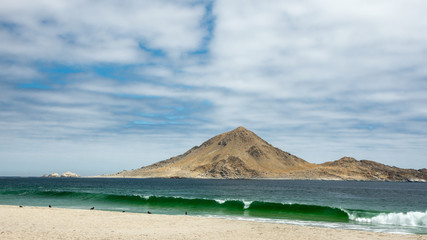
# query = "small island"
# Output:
<box><xmin>42</xmin><ymin>171</ymin><xmax>80</xmax><ymax>178</ymax></box>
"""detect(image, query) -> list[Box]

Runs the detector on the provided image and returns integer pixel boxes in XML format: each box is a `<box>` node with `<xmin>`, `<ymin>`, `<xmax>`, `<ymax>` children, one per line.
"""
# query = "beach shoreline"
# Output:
<box><xmin>1</xmin><ymin>205</ymin><xmax>425</xmax><ymax>240</ymax></box>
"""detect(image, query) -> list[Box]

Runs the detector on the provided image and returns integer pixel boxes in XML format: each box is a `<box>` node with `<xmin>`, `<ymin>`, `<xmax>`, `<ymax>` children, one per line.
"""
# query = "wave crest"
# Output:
<box><xmin>353</xmin><ymin>211</ymin><xmax>427</xmax><ymax>227</ymax></box>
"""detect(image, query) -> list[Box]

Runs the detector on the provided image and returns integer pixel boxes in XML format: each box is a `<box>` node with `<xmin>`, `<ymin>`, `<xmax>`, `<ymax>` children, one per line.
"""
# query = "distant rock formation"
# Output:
<box><xmin>60</xmin><ymin>171</ymin><xmax>80</xmax><ymax>178</ymax></box>
<box><xmin>43</xmin><ymin>173</ymin><xmax>60</xmax><ymax>178</ymax></box>
<box><xmin>43</xmin><ymin>171</ymin><xmax>80</xmax><ymax>178</ymax></box>
<box><xmin>106</xmin><ymin>127</ymin><xmax>427</xmax><ymax>182</ymax></box>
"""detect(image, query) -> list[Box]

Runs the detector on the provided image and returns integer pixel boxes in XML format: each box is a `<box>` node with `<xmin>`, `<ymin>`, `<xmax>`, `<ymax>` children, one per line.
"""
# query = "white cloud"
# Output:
<box><xmin>0</xmin><ymin>0</ymin><xmax>206</xmax><ymax>63</ymax></box>
<box><xmin>0</xmin><ymin>63</ymin><xmax>41</xmax><ymax>81</ymax></box>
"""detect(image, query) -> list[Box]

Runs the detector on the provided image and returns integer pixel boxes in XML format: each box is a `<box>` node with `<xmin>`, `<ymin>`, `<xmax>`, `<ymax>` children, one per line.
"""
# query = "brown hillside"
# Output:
<box><xmin>113</xmin><ymin>126</ymin><xmax>314</xmax><ymax>179</ymax></box>
<box><xmin>319</xmin><ymin>157</ymin><xmax>427</xmax><ymax>181</ymax></box>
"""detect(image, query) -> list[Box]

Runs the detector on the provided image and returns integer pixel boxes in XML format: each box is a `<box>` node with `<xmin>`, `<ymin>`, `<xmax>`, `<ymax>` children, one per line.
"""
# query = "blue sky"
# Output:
<box><xmin>1</xmin><ymin>0</ymin><xmax>426</xmax><ymax>176</ymax></box>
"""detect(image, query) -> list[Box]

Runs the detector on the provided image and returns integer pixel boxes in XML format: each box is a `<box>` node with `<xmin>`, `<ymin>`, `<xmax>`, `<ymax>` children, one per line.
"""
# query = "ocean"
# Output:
<box><xmin>0</xmin><ymin>177</ymin><xmax>426</xmax><ymax>235</ymax></box>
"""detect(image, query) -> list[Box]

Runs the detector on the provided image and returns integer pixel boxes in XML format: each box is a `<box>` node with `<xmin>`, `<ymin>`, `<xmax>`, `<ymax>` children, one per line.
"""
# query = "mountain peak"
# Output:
<box><xmin>219</xmin><ymin>126</ymin><xmax>263</xmax><ymax>146</ymax></box>
<box><xmin>234</xmin><ymin>126</ymin><xmax>249</xmax><ymax>131</ymax></box>
<box><xmin>224</xmin><ymin>126</ymin><xmax>253</xmax><ymax>136</ymax></box>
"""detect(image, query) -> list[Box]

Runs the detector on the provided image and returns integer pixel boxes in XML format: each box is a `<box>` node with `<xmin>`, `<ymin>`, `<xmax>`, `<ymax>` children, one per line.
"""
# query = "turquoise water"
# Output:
<box><xmin>0</xmin><ymin>177</ymin><xmax>426</xmax><ymax>234</ymax></box>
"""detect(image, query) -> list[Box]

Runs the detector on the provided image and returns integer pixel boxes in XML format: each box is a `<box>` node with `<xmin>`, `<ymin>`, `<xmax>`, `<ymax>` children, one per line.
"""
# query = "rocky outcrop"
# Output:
<box><xmin>106</xmin><ymin>127</ymin><xmax>427</xmax><ymax>182</ymax></box>
<box><xmin>43</xmin><ymin>172</ymin><xmax>80</xmax><ymax>178</ymax></box>
<box><xmin>194</xmin><ymin>156</ymin><xmax>260</xmax><ymax>179</ymax></box>
<box><xmin>60</xmin><ymin>171</ymin><xmax>80</xmax><ymax>178</ymax></box>
<box><xmin>43</xmin><ymin>173</ymin><xmax>60</xmax><ymax>178</ymax></box>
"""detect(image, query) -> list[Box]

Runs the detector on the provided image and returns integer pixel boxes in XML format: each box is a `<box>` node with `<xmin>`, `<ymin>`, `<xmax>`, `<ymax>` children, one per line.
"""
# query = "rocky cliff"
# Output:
<box><xmin>108</xmin><ymin>127</ymin><xmax>427</xmax><ymax>182</ymax></box>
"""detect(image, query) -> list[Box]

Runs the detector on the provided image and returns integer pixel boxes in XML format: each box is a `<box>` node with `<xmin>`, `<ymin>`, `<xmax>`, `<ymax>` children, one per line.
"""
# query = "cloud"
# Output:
<box><xmin>0</xmin><ymin>0</ymin><xmax>206</xmax><ymax>63</ymax></box>
<box><xmin>1</xmin><ymin>0</ymin><xmax>427</xmax><ymax>175</ymax></box>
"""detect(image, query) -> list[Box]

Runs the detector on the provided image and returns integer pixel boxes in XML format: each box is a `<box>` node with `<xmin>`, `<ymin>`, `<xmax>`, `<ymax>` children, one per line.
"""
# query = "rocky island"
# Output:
<box><xmin>43</xmin><ymin>171</ymin><xmax>80</xmax><ymax>178</ymax></box>
<box><xmin>107</xmin><ymin>127</ymin><xmax>426</xmax><ymax>182</ymax></box>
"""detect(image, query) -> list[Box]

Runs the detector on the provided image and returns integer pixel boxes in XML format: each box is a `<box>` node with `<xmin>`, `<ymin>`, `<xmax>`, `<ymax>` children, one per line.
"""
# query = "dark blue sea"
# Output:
<box><xmin>0</xmin><ymin>177</ymin><xmax>426</xmax><ymax>234</ymax></box>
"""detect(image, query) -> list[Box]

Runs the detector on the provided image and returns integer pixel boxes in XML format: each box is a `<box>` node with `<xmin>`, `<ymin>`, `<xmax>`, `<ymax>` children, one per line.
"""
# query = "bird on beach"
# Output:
<box><xmin>49</xmin><ymin>205</ymin><xmax>51</xmax><ymax>208</ymax></box>
<box><xmin>90</xmin><ymin>207</ymin><xmax>95</xmax><ymax>210</ymax></box>
<box><xmin>19</xmin><ymin>205</ymin><xmax>23</xmax><ymax>208</ymax></box>
<box><xmin>147</xmin><ymin>211</ymin><xmax>151</xmax><ymax>214</ymax></box>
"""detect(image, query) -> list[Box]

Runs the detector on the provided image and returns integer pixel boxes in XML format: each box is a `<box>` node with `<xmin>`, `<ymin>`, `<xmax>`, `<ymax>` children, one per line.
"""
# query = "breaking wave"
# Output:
<box><xmin>352</xmin><ymin>211</ymin><xmax>427</xmax><ymax>227</ymax></box>
<box><xmin>2</xmin><ymin>189</ymin><xmax>348</xmax><ymax>222</ymax></box>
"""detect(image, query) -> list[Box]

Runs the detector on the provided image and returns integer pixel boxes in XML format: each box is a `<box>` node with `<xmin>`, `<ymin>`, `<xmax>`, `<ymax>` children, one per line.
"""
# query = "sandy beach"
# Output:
<box><xmin>0</xmin><ymin>205</ymin><xmax>425</xmax><ymax>240</ymax></box>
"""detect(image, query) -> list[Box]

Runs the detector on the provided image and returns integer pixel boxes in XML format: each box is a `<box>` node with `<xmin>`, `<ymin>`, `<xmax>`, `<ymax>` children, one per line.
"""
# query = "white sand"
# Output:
<box><xmin>0</xmin><ymin>205</ymin><xmax>425</xmax><ymax>240</ymax></box>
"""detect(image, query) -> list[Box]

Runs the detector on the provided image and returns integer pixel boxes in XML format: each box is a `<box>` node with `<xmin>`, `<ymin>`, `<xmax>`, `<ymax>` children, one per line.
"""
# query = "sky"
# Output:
<box><xmin>1</xmin><ymin>0</ymin><xmax>426</xmax><ymax>176</ymax></box>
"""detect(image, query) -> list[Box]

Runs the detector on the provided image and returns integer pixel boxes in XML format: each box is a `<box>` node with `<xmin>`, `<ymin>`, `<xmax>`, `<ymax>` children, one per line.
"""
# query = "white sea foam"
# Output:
<box><xmin>354</xmin><ymin>211</ymin><xmax>427</xmax><ymax>227</ymax></box>
<box><xmin>243</xmin><ymin>200</ymin><xmax>253</xmax><ymax>209</ymax></box>
<box><xmin>215</xmin><ymin>199</ymin><xmax>252</xmax><ymax>208</ymax></box>
<box><xmin>133</xmin><ymin>194</ymin><xmax>150</xmax><ymax>200</ymax></box>
<box><xmin>215</xmin><ymin>199</ymin><xmax>226</xmax><ymax>204</ymax></box>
